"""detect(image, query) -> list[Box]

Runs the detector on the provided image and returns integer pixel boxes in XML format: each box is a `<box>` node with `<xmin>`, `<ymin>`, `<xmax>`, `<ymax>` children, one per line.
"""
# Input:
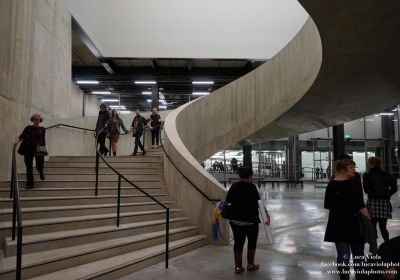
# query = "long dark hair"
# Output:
<box><xmin>111</xmin><ymin>109</ymin><xmax>120</xmax><ymax>120</ymax></box>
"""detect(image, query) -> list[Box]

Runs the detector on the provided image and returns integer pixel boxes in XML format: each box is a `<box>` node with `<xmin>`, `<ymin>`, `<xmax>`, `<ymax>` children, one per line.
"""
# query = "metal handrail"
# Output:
<box><xmin>46</xmin><ymin>123</ymin><xmax>94</xmax><ymax>132</ymax></box>
<box><xmin>143</xmin><ymin>126</ymin><xmax>221</xmax><ymax>203</ymax></box>
<box><xmin>11</xmin><ymin>144</ymin><xmax>23</xmax><ymax>280</ymax></box>
<box><xmin>95</xmin><ymin>126</ymin><xmax>169</xmax><ymax>268</ymax></box>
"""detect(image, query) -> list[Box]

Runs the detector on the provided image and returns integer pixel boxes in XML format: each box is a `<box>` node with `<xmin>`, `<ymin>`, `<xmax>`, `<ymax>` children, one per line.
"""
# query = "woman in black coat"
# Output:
<box><xmin>225</xmin><ymin>167</ymin><xmax>270</xmax><ymax>274</ymax></box>
<box><xmin>363</xmin><ymin>157</ymin><xmax>397</xmax><ymax>242</ymax></box>
<box><xmin>15</xmin><ymin>114</ymin><xmax>46</xmax><ymax>189</ymax></box>
<box><xmin>324</xmin><ymin>159</ymin><xmax>370</xmax><ymax>280</ymax></box>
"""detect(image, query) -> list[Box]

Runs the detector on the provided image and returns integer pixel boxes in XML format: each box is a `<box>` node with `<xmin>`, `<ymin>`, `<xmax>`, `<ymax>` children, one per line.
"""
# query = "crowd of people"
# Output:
<box><xmin>15</xmin><ymin>105</ymin><xmax>163</xmax><ymax>189</ymax></box>
<box><xmin>324</xmin><ymin>156</ymin><xmax>398</xmax><ymax>279</ymax></box>
<box><xmin>95</xmin><ymin>104</ymin><xmax>163</xmax><ymax>157</ymax></box>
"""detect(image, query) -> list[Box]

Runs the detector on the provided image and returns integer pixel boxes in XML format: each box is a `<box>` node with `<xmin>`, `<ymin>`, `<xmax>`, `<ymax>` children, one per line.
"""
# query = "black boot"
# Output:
<box><xmin>234</xmin><ymin>251</ymin><xmax>244</xmax><ymax>274</ymax></box>
<box><xmin>113</xmin><ymin>151</ymin><xmax>116</xmax><ymax>156</ymax></box>
<box><xmin>247</xmin><ymin>249</ymin><xmax>259</xmax><ymax>271</ymax></box>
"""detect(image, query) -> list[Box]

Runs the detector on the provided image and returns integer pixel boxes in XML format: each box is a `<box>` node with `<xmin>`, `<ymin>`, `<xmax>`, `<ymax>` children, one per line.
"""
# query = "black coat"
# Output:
<box><xmin>363</xmin><ymin>167</ymin><xmax>397</xmax><ymax>199</ymax></box>
<box><xmin>18</xmin><ymin>125</ymin><xmax>46</xmax><ymax>154</ymax></box>
<box><xmin>95</xmin><ymin>110</ymin><xmax>110</xmax><ymax>133</ymax></box>
<box><xmin>131</xmin><ymin>115</ymin><xmax>148</xmax><ymax>136</ymax></box>
<box><xmin>324</xmin><ymin>179</ymin><xmax>365</xmax><ymax>243</ymax></box>
<box><xmin>225</xmin><ymin>181</ymin><xmax>261</xmax><ymax>224</ymax></box>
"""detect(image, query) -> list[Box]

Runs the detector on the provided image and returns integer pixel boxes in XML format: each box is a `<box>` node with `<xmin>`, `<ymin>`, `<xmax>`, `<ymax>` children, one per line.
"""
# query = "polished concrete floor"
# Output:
<box><xmin>118</xmin><ymin>183</ymin><xmax>400</xmax><ymax>280</ymax></box>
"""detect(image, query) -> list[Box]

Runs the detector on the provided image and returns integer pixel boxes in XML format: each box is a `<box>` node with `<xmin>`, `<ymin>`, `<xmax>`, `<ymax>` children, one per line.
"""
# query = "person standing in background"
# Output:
<box><xmin>363</xmin><ymin>157</ymin><xmax>397</xmax><ymax>243</ymax></box>
<box><xmin>95</xmin><ymin>103</ymin><xmax>110</xmax><ymax>156</ymax></box>
<box><xmin>148</xmin><ymin>107</ymin><xmax>162</xmax><ymax>148</ymax></box>
<box><xmin>15</xmin><ymin>114</ymin><xmax>46</xmax><ymax>189</ymax></box>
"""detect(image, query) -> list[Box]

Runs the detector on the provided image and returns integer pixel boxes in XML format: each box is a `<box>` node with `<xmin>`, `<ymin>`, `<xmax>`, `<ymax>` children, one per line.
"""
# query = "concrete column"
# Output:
<box><xmin>381</xmin><ymin>115</ymin><xmax>397</xmax><ymax>175</ymax></box>
<box><xmin>243</xmin><ymin>145</ymin><xmax>252</xmax><ymax>168</ymax></box>
<box><xmin>288</xmin><ymin>135</ymin><xmax>300</xmax><ymax>181</ymax></box>
<box><xmin>151</xmin><ymin>83</ymin><xmax>159</xmax><ymax>110</ymax></box>
<box><xmin>332</xmin><ymin>124</ymin><xmax>345</xmax><ymax>161</ymax></box>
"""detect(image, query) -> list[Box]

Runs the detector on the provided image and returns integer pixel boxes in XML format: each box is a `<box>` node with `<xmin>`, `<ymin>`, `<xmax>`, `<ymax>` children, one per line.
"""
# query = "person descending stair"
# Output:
<box><xmin>130</xmin><ymin>109</ymin><xmax>148</xmax><ymax>156</ymax></box>
<box><xmin>105</xmin><ymin>109</ymin><xmax>129</xmax><ymax>156</ymax></box>
<box><xmin>15</xmin><ymin>114</ymin><xmax>46</xmax><ymax>189</ymax></box>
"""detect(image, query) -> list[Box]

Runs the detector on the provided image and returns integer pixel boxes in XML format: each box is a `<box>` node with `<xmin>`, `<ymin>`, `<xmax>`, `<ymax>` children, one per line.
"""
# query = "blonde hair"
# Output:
<box><xmin>30</xmin><ymin>113</ymin><xmax>43</xmax><ymax>123</ymax></box>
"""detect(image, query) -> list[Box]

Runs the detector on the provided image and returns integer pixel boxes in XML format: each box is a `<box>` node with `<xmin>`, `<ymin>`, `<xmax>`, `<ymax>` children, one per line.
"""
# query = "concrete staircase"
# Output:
<box><xmin>0</xmin><ymin>155</ymin><xmax>207</xmax><ymax>280</ymax></box>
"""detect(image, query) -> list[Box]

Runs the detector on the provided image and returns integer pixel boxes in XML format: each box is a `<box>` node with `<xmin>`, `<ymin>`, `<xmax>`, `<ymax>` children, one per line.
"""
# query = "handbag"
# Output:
<box><xmin>355</xmin><ymin>213</ymin><xmax>377</xmax><ymax>253</ymax></box>
<box><xmin>35</xmin><ymin>145</ymin><xmax>48</xmax><ymax>156</ymax></box>
<box><xmin>221</xmin><ymin>201</ymin><xmax>233</xmax><ymax>220</ymax></box>
<box><xmin>17</xmin><ymin>139</ymin><xmax>27</xmax><ymax>156</ymax></box>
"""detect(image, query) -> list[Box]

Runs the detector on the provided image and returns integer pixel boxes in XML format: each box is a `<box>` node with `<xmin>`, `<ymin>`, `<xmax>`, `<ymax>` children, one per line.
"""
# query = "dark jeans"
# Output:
<box><xmin>98</xmin><ymin>131</ymin><xmax>108</xmax><ymax>155</ymax></box>
<box><xmin>230</xmin><ymin>222</ymin><xmax>259</xmax><ymax>252</ymax></box>
<box><xmin>151</xmin><ymin>129</ymin><xmax>160</xmax><ymax>146</ymax></box>
<box><xmin>24</xmin><ymin>152</ymin><xmax>44</xmax><ymax>187</ymax></box>
<box><xmin>335</xmin><ymin>242</ymin><xmax>365</xmax><ymax>279</ymax></box>
<box><xmin>133</xmin><ymin>132</ymin><xmax>144</xmax><ymax>154</ymax></box>
<box><xmin>371</xmin><ymin>218</ymin><xmax>389</xmax><ymax>242</ymax></box>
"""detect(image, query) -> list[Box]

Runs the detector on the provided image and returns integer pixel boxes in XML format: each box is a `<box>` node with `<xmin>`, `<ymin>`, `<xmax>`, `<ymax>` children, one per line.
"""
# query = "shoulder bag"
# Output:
<box><xmin>35</xmin><ymin>145</ymin><xmax>48</xmax><ymax>157</ymax></box>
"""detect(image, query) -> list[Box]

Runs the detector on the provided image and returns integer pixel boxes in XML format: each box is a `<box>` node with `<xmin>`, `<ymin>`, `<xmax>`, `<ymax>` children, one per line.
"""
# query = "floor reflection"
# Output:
<box><xmin>118</xmin><ymin>183</ymin><xmax>400</xmax><ymax>280</ymax></box>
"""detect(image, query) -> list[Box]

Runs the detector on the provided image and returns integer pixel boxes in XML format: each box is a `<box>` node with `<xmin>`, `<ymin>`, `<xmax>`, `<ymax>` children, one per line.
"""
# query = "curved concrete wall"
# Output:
<box><xmin>244</xmin><ymin>0</ymin><xmax>400</xmax><ymax>142</ymax></box>
<box><xmin>163</xmin><ymin>18</ymin><xmax>322</xmax><ymax>242</ymax></box>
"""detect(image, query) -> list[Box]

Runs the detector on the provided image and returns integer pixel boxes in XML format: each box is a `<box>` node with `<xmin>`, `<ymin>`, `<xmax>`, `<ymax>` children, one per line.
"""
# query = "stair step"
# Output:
<box><xmin>36</xmin><ymin>167</ymin><xmax>163</xmax><ymax>174</ymax></box>
<box><xmin>44</xmin><ymin>162</ymin><xmax>162</xmax><ymax>168</ymax></box>
<box><xmin>28</xmin><ymin>235</ymin><xmax>207</xmax><ymax>280</ymax></box>
<box><xmin>0</xmin><ymin>180</ymin><xmax>165</xmax><ymax>188</ymax></box>
<box><xmin>0</xmin><ymin>200</ymin><xmax>175</xmax><ymax>220</ymax></box>
<box><xmin>49</xmin><ymin>156</ymin><xmax>162</xmax><ymax>163</ymax></box>
<box><xmin>0</xmin><ymin>186</ymin><xmax>165</xmax><ymax>198</ymax></box>
<box><xmin>17</xmin><ymin>173</ymin><xmax>163</xmax><ymax>181</ymax></box>
<box><xmin>0</xmin><ymin>209</ymin><xmax>180</xmax><ymax>235</ymax></box>
<box><xmin>5</xmin><ymin>217</ymin><xmax>190</xmax><ymax>256</ymax></box>
<box><xmin>0</xmin><ymin>193</ymin><xmax>169</xmax><ymax>208</ymax></box>
<box><xmin>0</xmin><ymin>227</ymin><xmax>199</xmax><ymax>280</ymax></box>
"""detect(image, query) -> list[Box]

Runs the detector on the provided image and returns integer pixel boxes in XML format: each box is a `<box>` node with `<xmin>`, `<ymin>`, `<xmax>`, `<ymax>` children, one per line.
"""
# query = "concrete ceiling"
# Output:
<box><xmin>62</xmin><ymin>0</ymin><xmax>308</xmax><ymax>59</ymax></box>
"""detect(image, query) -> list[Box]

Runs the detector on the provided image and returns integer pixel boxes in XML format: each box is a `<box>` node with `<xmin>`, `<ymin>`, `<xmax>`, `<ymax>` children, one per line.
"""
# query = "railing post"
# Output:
<box><xmin>143</xmin><ymin>130</ymin><xmax>146</xmax><ymax>151</ymax></box>
<box><xmin>12</xmin><ymin>192</ymin><xmax>16</xmax><ymax>241</ymax></box>
<box><xmin>16</xmin><ymin>226</ymin><xmax>22</xmax><ymax>280</ymax></box>
<box><xmin>117</xmin><ymin>175</ymin><xmax>121</xmax><ymax>227</ymax></box>
<box><xmin>10</xmin><ymin>160</ymin><xmax>14</xmax><ymax>199</ymax></box>
<box><xmin>95</xmin><ymin>151</ymin><xmax>99</xmax><ymax>196</ymax></box>
<box><xmin>165</xmin><ymin>207</ymin><xmax>169</xmax><ymax>268</ymax></box>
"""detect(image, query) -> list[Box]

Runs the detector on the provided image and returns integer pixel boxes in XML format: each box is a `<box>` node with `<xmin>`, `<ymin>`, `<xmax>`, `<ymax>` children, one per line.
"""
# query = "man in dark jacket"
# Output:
<box><xmin>95</xmin><ymin>103</ymin><xmax>110</xmax><ymax>156</ymax></box>
<box><xmin>131</xmin><ymin>109</ymin><xmax>148</xmax><ymax>155</ymax></box>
